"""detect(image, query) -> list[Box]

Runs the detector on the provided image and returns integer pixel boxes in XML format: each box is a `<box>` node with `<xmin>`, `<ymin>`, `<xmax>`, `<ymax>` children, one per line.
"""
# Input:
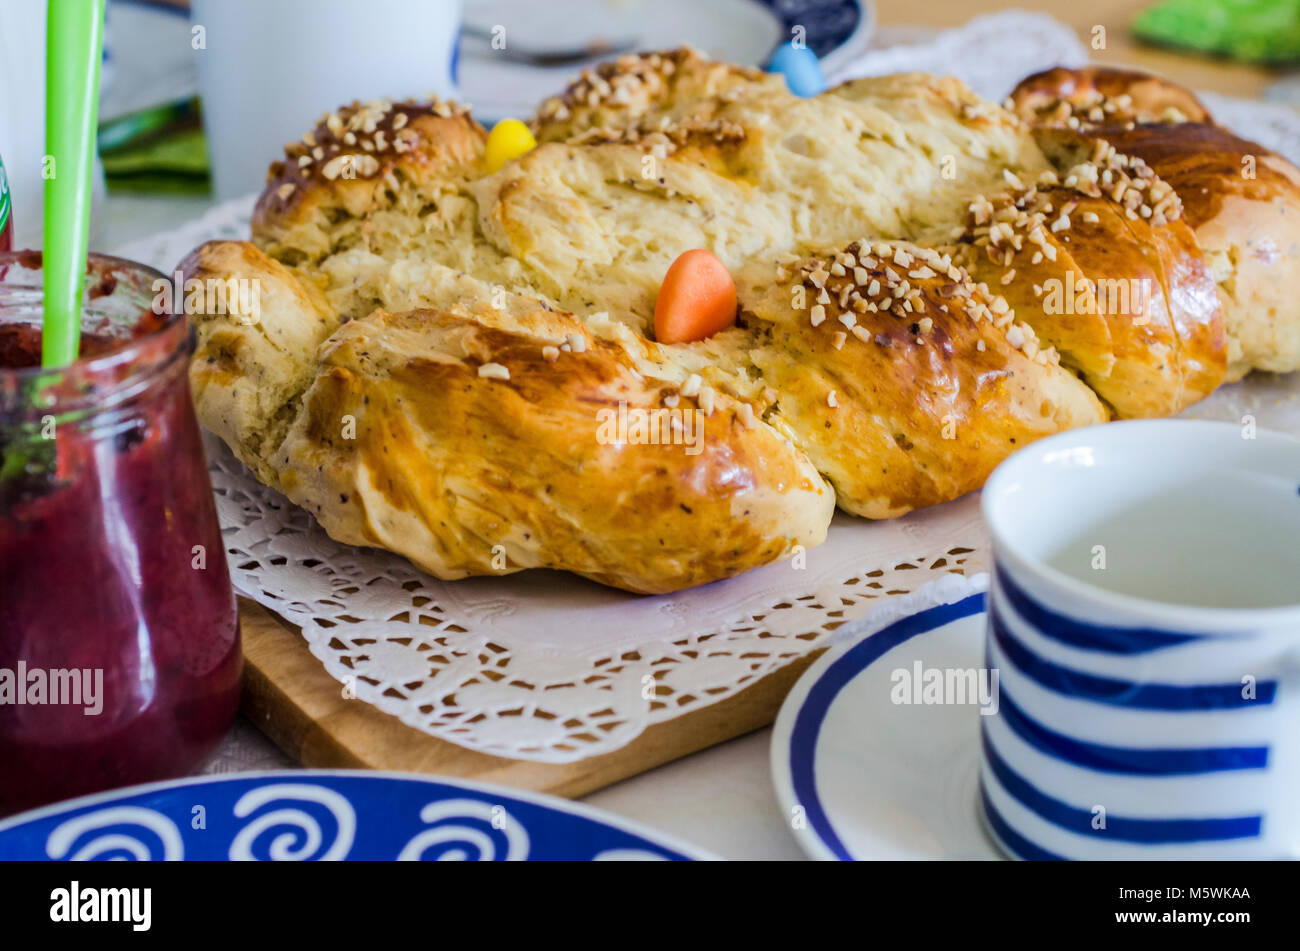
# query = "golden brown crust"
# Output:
<box><xmin>1010</xmin><ymin>66</ymin><xmax>1300</xmax><ymax>380</ymax></box>
<box><xmin>252</xmin><ymin>98</ymin><xmax>486</xmax><ymax>264</ymax></box>
<box><xmin>742</xmin><ymin>240</ymin><xmax>1107</xmax><ymax>517</ymax></box>
<box><xmin>270</xmin><ymin>304</ymin><xmax>835</xmax><ymax>595</ymax></box>
<box><xmin>1089</xmin><ymin>123</ymin><xmax>1300</xmax><ymax>378</ymax></box>
<box><xmin>954</xmin><ymin>135</ymin><xmax>1226</xmax><ymax>416</ymax></box>
<box><xmin>180</xmin><ymin>52</ymin><xmax>1300</xmax><ymax>593</ymax></box>
<box><xmin>533</xmin><ymin>47</ymin><xmax>776</xmax><ymax>143</ymax></box>
<box><xmin>180</xmin><ymin>239</ymin><xmax>340</xmax><ymax>484</ymax></box>
<box><xmin>1009</xmin><ymin>66</ymin><xmax>1212</xmax><ymax>129</ymax></box>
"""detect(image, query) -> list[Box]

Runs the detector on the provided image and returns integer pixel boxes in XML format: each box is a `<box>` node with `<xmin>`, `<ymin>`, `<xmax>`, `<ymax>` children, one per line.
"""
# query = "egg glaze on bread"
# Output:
<box><xmin>271</xmin><ymin>298</ymin><xmax>835</xmax><ymax>595</ymax></box>
<box><xmin>1009</xmin><ymin>65</ymin><xmax>1300</xmax><ymax>381</ymax></box>
<box><xmin>183</xmin><ymin>50</ymin><xmax>1296</xmax><ymax>593</ymax></box>
<box><xmin>952</xmin><ymin>133</ymin><xmax>1226</xmax><ymax>417</ymax></box>
<box><xmin>741</xmin><ymin>239</ymin><xmax>1106</xmax><ymax>518</ymax></box>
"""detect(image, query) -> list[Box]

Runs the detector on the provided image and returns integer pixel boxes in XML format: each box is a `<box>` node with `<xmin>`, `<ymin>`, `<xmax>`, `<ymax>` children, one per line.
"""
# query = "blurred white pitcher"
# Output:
<box><xmin>0</xmin><ymin>0</ymin><xmax>109</xmax><ymax>249</ymax></box>
<box><xmin>191</xmin><ymin>0</ymin><xmax>463</xmax><ymax>200</ymax></box>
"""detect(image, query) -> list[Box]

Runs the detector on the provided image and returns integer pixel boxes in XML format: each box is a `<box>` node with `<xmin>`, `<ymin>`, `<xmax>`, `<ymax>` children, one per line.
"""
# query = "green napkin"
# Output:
<box><xmin>1134</xmin><ymin>0</ymin><xmax>1300</xmax><ymax>65</ymax></box>
<box><xmin>98</xmin><ymin>98</ymin><xmax>211</xmax><ymax>194</ymax></box>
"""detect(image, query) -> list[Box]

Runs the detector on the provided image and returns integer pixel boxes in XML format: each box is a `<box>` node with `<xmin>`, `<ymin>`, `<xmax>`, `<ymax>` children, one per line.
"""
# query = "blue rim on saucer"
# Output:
<box><xmin>771</xmin><ymin>592</ymin><xmax>1000</xmax><ymax>860</ymax></box>
<box><xmin>0</xmin><ymin>769</ymin><xmax>714</xmax><ymax>861</ymax></box>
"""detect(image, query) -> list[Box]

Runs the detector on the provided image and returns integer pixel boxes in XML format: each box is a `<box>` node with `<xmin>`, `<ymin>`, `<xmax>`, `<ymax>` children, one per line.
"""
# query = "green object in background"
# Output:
<box><xmin>100</xmin><ymin>128</ymin><xmax>209</xmax><ymax>193</ymax></box>
<box><xmin>1134</xmin><ymin>0</ymin><xmax>1300</xmax><ymax>65</ymax></box>
<box><xmin>99</xmin><ymin>98</ymin><xmax>210</xmax><ymax>195</ymax></box>
<box><xmin>43</xmin><ymin>0</ymin><xmax>107</xmax><ymax>368</ymax></box>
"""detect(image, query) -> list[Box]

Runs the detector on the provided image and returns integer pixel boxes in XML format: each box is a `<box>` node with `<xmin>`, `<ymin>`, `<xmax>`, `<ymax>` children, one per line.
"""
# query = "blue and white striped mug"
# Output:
<box><xmin>978</xmin><ymin>420</ymin><xmax>1300</xmax><ymax>860</ymax></box>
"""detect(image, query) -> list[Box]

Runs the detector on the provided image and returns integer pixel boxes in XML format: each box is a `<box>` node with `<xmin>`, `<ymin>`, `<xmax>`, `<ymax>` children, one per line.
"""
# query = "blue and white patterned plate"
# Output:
<box><xmin>770</xmin><ymin>593</ymin><xmax>1005</xmax><ymax>860</ymax></box>
<box><xmin>0</xmin><ymin>770</ymin><xmax>714</xmax><ymax>861</ymax></box>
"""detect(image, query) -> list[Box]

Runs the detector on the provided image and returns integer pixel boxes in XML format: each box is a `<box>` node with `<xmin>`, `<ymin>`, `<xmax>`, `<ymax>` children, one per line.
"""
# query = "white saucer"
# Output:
<box><xmin>770</xmin><ymin>592</ymin><xmax>1006</xmax><ymax>860</ymax></box>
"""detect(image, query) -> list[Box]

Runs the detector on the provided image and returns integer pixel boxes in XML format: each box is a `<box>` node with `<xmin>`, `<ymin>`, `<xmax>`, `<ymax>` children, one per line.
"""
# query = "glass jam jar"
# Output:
<box><xmin>0</xmin><ymin>251</ymin><xmax>241</xmax><ymax>815</ymax></box>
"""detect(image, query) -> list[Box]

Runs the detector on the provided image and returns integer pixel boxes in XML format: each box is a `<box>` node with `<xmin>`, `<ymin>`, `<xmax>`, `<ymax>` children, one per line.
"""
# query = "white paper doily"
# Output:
<box><xmin>117</xmin><ymin>12</ymin><xmax>1300</xmax><ymax>765</ymax></box>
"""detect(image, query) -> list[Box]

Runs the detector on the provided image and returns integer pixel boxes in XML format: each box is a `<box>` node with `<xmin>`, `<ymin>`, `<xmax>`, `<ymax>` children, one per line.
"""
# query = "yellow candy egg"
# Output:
<box><xmin>485</xmin><ymin>118</ymin><xmax>537</xmax><ymax>173</ymax></box>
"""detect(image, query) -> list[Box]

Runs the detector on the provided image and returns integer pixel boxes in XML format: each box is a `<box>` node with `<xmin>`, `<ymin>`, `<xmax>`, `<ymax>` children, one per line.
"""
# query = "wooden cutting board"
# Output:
<box><xmin>239</xmin><ymin>597</ymin><xmax>820</xmax><ymax>798</ymax></box>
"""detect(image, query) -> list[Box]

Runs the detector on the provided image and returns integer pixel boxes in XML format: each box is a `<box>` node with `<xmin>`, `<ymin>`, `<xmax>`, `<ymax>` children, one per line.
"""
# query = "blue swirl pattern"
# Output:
<box><xmin>0</xmin><ymin>774</ymin><xmax>699</xmax><ymax>861</ymax></box>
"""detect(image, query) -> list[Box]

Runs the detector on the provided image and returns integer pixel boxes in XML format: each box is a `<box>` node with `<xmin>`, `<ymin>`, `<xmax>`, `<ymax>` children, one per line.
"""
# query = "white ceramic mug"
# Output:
<box><xmin>191</xmin><ymin>0</ymin><xmax>463</xmax><ymax>200</ymax></box>
<box><xmin>979</xmin><ymin>419</ymin><xmax>1300</xmax><ymax>860</ymax></box>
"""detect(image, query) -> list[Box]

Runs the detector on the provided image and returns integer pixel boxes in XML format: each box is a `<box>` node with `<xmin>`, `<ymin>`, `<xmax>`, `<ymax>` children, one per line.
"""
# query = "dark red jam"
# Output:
<box><xmin>0</xmin><ymin>256</ymin><xmax>240</xmax><ymax>815</ymax></box>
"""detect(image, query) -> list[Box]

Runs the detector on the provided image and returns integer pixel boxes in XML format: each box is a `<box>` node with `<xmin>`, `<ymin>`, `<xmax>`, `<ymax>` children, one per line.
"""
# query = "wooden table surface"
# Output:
<box><xmin>872</xmin><ymin>0</ymin><xmax>1291</xmax><ymax>99</ymax></box>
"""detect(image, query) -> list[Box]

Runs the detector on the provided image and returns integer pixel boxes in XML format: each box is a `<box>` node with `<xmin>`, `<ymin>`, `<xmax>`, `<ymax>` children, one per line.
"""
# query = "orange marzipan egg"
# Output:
<box><xmin>654</xmin><ymin>249</ymin><xmax>738</xmax><ymax>344</ymax></box>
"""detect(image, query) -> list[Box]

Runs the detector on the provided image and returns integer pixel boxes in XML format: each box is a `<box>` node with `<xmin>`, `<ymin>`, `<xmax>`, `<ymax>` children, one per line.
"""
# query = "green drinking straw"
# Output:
<box><xmin>42</xmin><ymin>0</ymin><xmax>107</xmax><ymax>368</ymax></box>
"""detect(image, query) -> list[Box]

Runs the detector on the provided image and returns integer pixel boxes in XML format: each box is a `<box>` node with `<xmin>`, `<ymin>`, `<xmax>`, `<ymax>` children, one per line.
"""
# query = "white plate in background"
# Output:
<box><xmin>459</xmin><ymin>0</ymin><xmax>872</xmax><ymax>123</ymax></box>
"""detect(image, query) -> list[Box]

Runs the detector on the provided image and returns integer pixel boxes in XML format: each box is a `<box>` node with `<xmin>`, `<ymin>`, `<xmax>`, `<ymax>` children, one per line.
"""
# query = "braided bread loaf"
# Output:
<box><xmin>181</xmin><ymin>52</ymin><xmax>1300</xmax><ymax>593</ymax></box>
<box><xmin>1009</xmin><ymin>66</ymin><xmax>1300</xmax><ymax>381</ymax></box>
